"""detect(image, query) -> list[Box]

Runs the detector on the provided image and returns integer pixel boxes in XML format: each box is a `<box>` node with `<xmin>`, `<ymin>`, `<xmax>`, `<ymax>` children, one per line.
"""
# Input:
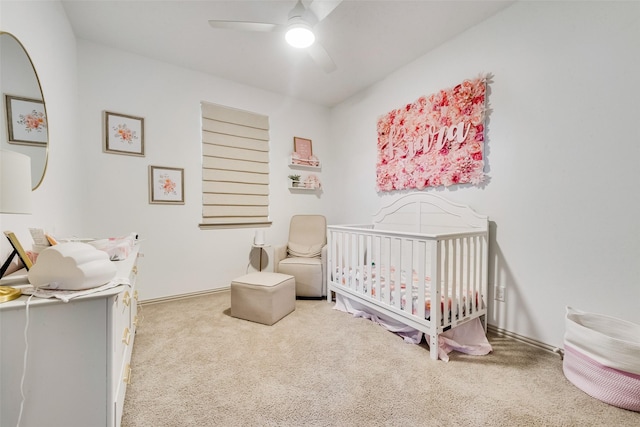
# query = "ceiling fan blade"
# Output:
<box><xmin>208</xmin><ymin>20</ymin><xmax>284</xmax><ymax>32</ymax></box>
<box><xmin>307</xmin><ymin>0</ymin><xmax>342</xmax><ymax>22</ymax></box>
<box><xmin>307</xmin><ymin>41</ymin><xmax>337</xmax><ymax>73</ymax></box>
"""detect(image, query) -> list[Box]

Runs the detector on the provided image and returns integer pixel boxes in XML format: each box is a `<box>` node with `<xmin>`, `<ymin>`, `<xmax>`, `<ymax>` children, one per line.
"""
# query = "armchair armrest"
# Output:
<box><xmin>321</xmin><ymin>244</ymin><xmax>328</xmax><ymax>296</ymax></box>
<box><xmin>273</xmin><ymin>244</ymin><xmax>288</xmax><ymax>272</ymax></box>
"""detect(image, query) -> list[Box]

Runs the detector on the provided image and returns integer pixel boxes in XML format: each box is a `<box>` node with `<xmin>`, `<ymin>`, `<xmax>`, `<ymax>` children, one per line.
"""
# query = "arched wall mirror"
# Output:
<box><xmin>0</xmin><ymin>32</ymin><xmax>48</xmax><ymax>190</ymax></box>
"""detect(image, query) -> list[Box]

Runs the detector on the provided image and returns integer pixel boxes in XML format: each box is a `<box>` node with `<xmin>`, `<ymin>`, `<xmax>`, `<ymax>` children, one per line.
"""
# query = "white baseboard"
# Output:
<box><xmin>139</xmin><ymin>287</ymin><xmax>230</xmax><ymax>306</ymax></box>
<box><xmin>488</xmin><ymin>324</ymin><xmax>564</xmax><ymax>359</ymax></box>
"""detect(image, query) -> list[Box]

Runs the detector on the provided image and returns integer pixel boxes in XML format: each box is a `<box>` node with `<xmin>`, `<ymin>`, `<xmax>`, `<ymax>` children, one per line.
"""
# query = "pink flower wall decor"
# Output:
<box><xmin>376</xmin><ymin>76</ymin><xmax>488</xmax><ymax>192</ymax></box>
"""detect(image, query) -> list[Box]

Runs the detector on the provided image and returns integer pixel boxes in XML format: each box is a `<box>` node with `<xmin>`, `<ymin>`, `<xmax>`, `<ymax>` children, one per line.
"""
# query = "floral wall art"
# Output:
<box><xmin>104</xmin><ymin>111</ymin><xmax>145</xmax><ymax>156</ymax></box>
<box><xmin>376</xmin><ymin>76</ymin><xmax>487</xmax><ymax>192</ymax></box>
<box><xmin>5</xmin><ymin>95</ymin><xmax>48</xmax><ymax>145</ymax></box>
<box><xmin>149</xmin><ymin>165</ymin><xmax>184</xmax><ymax>204</ymax></box>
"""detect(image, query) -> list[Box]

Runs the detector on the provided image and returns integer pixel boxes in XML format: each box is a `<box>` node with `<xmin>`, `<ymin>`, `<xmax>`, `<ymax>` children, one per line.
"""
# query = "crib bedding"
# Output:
<box><xmin>333</xmin><ymin>265</ymin><xmax>482</xmax><ymax>322</ymax></box>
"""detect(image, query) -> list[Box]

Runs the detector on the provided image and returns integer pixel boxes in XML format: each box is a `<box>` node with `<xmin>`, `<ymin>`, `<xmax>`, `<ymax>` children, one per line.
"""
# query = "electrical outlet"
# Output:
<box><xmin>495</xmin><ymin>285</ymin><xmax>505</xmax><ymax>302</ymax></box>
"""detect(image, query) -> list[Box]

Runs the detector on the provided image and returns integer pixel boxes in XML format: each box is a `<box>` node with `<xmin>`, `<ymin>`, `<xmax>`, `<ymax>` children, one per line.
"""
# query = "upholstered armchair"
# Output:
<box><xmin>274</xmin><ymin>215</ymin><xmax>327</xmax><ymax>298</ymax></box>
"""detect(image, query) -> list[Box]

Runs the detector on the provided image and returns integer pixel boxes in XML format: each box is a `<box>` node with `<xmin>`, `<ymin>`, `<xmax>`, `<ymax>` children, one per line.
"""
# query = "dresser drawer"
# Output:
<box><xmin>113</xmin><ymin>287</ymin><xmax>133</xmax><ymax>343</ymax></box>
<box><xmin>109</xmin><ymin>252</ymin><xmax>140</xmax><ymax>427</ymax></box>
<box><xmin>110</xmin><ymin>286</ymin><xmax>133</xmax><ymax>399</ymax></box>
<box><xmin>113</xmin><ymin>363</ymin><xmax>132</xmax><ymax>427</ymax></box>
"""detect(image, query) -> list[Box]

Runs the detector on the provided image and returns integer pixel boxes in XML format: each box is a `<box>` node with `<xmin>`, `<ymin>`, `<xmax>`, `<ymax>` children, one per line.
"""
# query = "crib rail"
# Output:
<box><xmin>327</xmin><ymin>224</ymin><xmax>488</xmax><ymax>334</ymax></box>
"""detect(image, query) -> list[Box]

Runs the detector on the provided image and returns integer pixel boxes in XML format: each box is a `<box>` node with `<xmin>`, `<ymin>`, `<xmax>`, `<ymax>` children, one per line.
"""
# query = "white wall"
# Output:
<box><xmin>2</xmin><ymin>1</ymin><xmax>331</xmax><ymax>303</ymax></box>
<box><xmin>76</xmin><ymin>40</ymin><xmax>331</xmax><ymax>301</ymax></box>
<box><xmin>0</xmin><ymin>1</ymin><xmax>82</xmax><ymax>263</ymax></box>
<box><xmin>325</xmin><ymin>1</ymin><xmax>640</xmax><ymax>348</ymax></box>
<box><xmin>3</xmin><ymin>0</ymin><xmax>638</xmax><ymax>350</ymax></box>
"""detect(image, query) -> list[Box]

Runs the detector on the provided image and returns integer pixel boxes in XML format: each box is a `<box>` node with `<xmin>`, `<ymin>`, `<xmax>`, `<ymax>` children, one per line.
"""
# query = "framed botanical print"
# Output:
<box><xmin>104</xmin><ymin>111</ymin><xmax>145</xmax><ymax>156</ymax></box>
<box><xmin>5</xmin><ymin>95</ymin><xmax>48</xmax><ymax>146</ymax></box>
<box><xmin>149</xmin><ymin>165</ymin><xmax>184</xmax><ymax>204</ymax></box>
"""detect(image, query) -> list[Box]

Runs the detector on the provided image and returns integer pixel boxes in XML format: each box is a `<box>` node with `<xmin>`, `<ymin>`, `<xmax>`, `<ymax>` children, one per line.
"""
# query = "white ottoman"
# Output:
<box><xmin>231</xmin><ymin>272</ymin><xmax>295</xmax><ymax>325</ymax></box>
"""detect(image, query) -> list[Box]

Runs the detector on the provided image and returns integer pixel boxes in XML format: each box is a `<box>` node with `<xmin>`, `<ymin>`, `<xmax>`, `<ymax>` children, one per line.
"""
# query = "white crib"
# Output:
<box><xmin>327</xmin><ymin>193</ymin><xmax>489</xmax><ymax>360</ymax></box>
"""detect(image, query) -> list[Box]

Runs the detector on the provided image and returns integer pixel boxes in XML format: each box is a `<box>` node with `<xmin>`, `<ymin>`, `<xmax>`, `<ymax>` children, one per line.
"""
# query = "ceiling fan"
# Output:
<box><xmin>208</xmin><ymin>0</ymin><xmax>342</xmax><ymax>73</ymax></box>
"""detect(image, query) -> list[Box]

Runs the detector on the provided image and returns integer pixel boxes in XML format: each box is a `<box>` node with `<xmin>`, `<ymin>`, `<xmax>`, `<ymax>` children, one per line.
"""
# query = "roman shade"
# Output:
<box><xmin>200</xmin><ymin>102</ymin><xmax>271</xmax><ymax>228</ymax></box>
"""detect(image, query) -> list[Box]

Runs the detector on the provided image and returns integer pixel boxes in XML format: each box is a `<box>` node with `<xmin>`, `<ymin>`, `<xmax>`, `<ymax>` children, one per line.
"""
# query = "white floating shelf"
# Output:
<box><xmin>289</xmin><ymin>156</ymin><xmax>321</xmax><ymax>170</ymax></box>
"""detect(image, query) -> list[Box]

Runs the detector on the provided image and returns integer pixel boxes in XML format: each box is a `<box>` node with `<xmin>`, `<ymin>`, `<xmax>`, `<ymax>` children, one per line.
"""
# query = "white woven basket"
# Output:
<box><xmin>563</xmin><ymin>306</ymin><xmax>640</xmax><ymax>412</ymax></box>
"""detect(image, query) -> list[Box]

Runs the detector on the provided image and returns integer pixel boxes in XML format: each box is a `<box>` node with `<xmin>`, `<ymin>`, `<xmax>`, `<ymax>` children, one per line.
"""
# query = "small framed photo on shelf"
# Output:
<box><xmin>149</xmin><ymin>165</ymin><xmax>184</xmax><ymax>204</ymax></box>
<box><xmin>104</xmin><ymin>111</ymin><xmax>145</xmax><ymax>156</ymax></box>
<box><xmin>293</xmin><ymin>136</ymin><xmax>312</xmax><ymax>160</ymax></box>
<box><xmin>4</xmin><ymin>94</ymin><xmax>48</xmax><ymax>146</ymax></box>
<box><xmin>292</xmin><ymin>136</ymin><xmax>319</xmax><ymax>166</ymax></box>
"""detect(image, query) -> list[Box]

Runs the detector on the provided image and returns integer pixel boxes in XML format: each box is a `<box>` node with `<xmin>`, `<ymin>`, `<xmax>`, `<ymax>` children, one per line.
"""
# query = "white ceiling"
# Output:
<box><xmin>61</xmin><ymin>0</ymin><xmax>514</xmax><ymax>107</ymax></box>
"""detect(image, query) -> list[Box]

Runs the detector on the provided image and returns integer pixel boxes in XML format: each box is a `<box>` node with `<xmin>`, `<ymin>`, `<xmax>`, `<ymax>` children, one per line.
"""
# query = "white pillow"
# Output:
<box><xmin>288</xmin><ymin>242</ymin><xmax>323</xmax><ymax>258</ymax></box>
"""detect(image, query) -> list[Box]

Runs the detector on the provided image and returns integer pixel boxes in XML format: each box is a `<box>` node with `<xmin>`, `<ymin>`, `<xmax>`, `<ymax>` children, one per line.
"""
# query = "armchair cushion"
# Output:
<box><xmin>287</xmin><ymin>241</ymin><xmax>323</xmax><ymax>258</ymax></box>
<box><xmin>287</xmin><ymin>215</ymin><xmax>326</xmax><ymax>247</ymax></box>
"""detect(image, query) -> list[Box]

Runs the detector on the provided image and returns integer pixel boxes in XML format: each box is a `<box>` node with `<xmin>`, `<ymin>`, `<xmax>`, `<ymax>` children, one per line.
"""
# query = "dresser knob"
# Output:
<box><xmin>122</xmin><ymin>328</ymin><xmax>131</xmax><ymax>345</ymax></box>
<box><xmin>123</xmin><ymin>364</ymin><xmax>132</xmax><ymax>384</ymax></box>
<box><xmin>123</xmin><ymin>291</ymin><xmax>131</xmax><ymax>307</ymax></box>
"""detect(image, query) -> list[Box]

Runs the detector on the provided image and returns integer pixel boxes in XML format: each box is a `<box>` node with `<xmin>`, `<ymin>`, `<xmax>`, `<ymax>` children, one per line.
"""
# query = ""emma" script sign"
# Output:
<box><xmin>376</xmin><ymin>76</ymin><xmax>487</xmax><ymax>191</ymax></box>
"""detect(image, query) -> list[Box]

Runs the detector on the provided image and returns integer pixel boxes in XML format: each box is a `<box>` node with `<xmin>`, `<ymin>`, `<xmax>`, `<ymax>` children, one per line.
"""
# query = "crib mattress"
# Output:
<box><xmin>334</xmin><ymin>266</ymin><xmax>481</xmax><ymax>321</ymax></box>
<box><xmin>563</xmin><ymin>306</ymin><xmax>640</xmax><ymax>412</ymax></box>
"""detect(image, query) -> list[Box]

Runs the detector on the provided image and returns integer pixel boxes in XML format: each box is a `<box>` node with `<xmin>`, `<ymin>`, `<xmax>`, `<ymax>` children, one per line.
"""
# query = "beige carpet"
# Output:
<box><xmin>122</xmin><ymin>291</ymin><xmax>639</xmax><ymax>426</ymax></box>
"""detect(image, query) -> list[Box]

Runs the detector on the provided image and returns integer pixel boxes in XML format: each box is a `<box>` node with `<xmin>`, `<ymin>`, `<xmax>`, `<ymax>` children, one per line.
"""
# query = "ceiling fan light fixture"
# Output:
<box><xmin>285</xmin><ymin>23</ymin><xmax>315</xmax><ymax>48</ymax></box>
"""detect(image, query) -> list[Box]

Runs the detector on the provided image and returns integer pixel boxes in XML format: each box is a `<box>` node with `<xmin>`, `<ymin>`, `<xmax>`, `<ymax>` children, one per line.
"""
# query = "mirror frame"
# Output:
<box><xmin>0</xmin><ymin>31</ymin><xmax>49</xmax><ymax>190</ymax></box>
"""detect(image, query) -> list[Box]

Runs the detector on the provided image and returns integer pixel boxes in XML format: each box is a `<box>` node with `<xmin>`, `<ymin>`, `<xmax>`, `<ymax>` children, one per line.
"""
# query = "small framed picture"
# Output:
<box><xmin>4</xmin><ymin>231</ymin><xmax>33</xmax><ymax>271</ymax></box>
<box><xmin>292</xmin><ymin>136</ymin><xmax>319</xmax><ymax>166</ymax></box>
<box><xmin>149</xmin><ymin>165</ymin><xmax>184</xmax><ymax>204</ymax></box>
<box><xmin>5</xmin><ymin>94</ymin><xmax>48</xmax><ymax>146</ymax></box>
<box><xmin>104</xmin><ymin>111</ymin><xmax>144</xmax><ymax>156</ymax></box>
<box><xmin>293</xmin><ymin>136</ymin><xmax>312</xmax><ymax>160</ymax></box>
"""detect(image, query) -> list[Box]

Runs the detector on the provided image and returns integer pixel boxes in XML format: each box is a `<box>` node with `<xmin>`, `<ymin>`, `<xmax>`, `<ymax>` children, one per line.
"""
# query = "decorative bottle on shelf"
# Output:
<box><xmin>288</xmin><ymin>174</ymin><xmax>301</xmax><ymax>188</ymax></box>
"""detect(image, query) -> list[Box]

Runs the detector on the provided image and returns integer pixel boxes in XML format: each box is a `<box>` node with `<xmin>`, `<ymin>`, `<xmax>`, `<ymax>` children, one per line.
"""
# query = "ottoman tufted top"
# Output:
<box><xmin>232</xmin><ymin>272</ymin><xmax>294</xmax><ymax>288</ymax></box>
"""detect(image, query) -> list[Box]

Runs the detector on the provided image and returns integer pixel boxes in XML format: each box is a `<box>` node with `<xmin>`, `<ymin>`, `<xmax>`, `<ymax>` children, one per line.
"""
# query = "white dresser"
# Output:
<box><xmin>0</xmin><ymin>245</ymin><xmax>141</xmax><ymax>427</ymax></box>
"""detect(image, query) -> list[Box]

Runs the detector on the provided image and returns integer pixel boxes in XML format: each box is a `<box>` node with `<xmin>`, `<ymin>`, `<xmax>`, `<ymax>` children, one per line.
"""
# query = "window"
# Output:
<box><xmin>200</xmin><ymin>102</ymin><xmax>270</xmax><ymax>228</ymax></box>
